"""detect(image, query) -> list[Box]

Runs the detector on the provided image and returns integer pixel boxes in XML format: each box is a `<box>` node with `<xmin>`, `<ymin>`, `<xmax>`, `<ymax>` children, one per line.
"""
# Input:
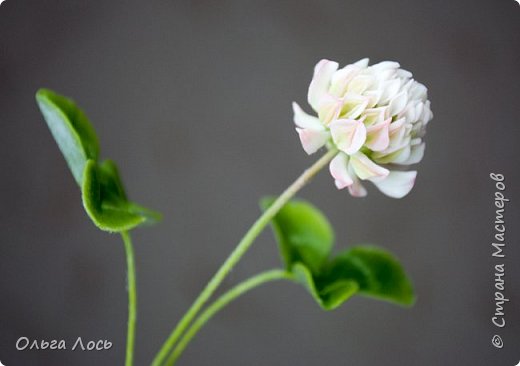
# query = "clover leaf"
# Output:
<box><xmin>263</xmin><ymin>198</ymin><xmax>415</xmax><ymax>310</ymax></box>
<box><xmin>321</xmin><ymin>246</ymin><xmax>415</xmax><ymax>306</ymax></box>
<box><xmin>260</xmin><ymin>197</ymin><xmax>333</xmax><ymax>274</ymax></box>
<box><xmin>36</xmin><ymin>89</ymin><xmax>99</xmax><ymax>184</ymax></box>
<box><xmin>37</xmin><ymin>89</ymin><xmax>161</xmax><ymax>232</ymax></box>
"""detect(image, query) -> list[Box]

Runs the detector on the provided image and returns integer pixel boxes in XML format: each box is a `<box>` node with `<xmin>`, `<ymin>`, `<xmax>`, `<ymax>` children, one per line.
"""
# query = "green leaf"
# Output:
<box><xmin>323</xmin><ymin>246</ymin><xmax>415</xmax><ymax>306</ymax></box>
<box><xmin>82</xmin><ymin>160</ymin><xmax>144</xmax><ymax>232</ymax></box>
<box><xmin>82</xmin><ymin>159</ymin><xmax>161</xmax><ymax>232</ymax></box>
<box><xmin>292</xmin><ymin>263</ymin><xmax>358</xmax><ymax>310</ymax></box>
<box><xmin>37</xmin><ymin>88</ymin><xmax>161</xmax><ymax>232</ymax></box>
<box><xmin>95</xmin><ymin>159</ymin><xmax>128</xmax><ymax>204</ymax></box>
<box><xmin>263</xmin><ymin>197</ymin><xmax>415</xmax><ymax>310</ymax></box>
<box><xmin>261</xmin><ymin>197</ymin><xmax>334</xmax><ymax>274</ymax></box>
<box><xmin>36</xmin><ymin>89</ymin><xmax>99</xmax><ymax>185</ymax></box>
<box><xmin>124</xmin><ymin>201</ymin><xmax>163</xmax><ymax>224</ymax></box>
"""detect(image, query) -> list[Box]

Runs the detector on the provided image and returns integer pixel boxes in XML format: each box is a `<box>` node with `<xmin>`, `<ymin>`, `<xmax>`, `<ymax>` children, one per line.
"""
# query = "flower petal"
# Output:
<box><xmin>353</xmin><ymin>58</ymin><xmax>369</xmax><ymax>67</ymax></box>
<box><xmin>348</xmin><ymin>180</ymin><xmax>367</xmax><ymax>197</ymax></box>
<box><xmin>364</xmin><ymin>89</ymin><xmax>383</xmax><ymax>108</ymax></box>
<box><xmin>365</xmin><ymin>118</ymin><xmax>391</xmax><ymax>151</ymax></box>
<box><xmin>376</xmin><ymin>68</ymin><xmax>398</xmax><ymax>82</ymax></box>
<box><xmin>373</xmin><ymin>140</ymin><xmax>411</xmax><ymax>164</ymax></box>
<box><xmin>388</xmin><ymin>91</ymin><xmax>408</xmax><ymax>117</ymax></box>
<box><xmin>397</xmin><ymin>68</ymin><xmax>413</xmax><ymax>79</ymax></box>
<box><xmin>347</xmin><ymin>164</ymin><xmax>367</xmax><ymax>197</ymax></box>
<box><xmin>421</xmin><ymin>100</ymin><xmax>433</xmax><ymax>124</ymax></box>
<box><xmin>296</xmin><ymin>128</ymin><xmax>330</xmax><ymax>155</ymax></box>
<box><xmin>379</xmin><ymin>79</ymin><xmax>401</xmax><ymax>105</ymax></box>
<box><xmin>402</xmin><ymin>142</ymin><xmax>425</xmax><ymax>164</ymax></box>
<box><xmin>399</xmin><ymin>101</ymin><xmax>418</xmax><ymax>122</ymax></box>
<box><xmin>317</xmin><ymin>94</ymin><xmax>343</xmax><ymax>125</ymax></box>
<box><xmin>363</xmin><ymin>107</ymin><xmax>387</xmax><ymax>127</ymax></box>
<box><xmin>330</xmin><ymin>119</ymin><xmax>367</xmax><ymax>155</ymax></box>
<box><xmin>409</xmin><ymin>81</ymin><xmax>427</xmax><ymax>101</ymax></box>
<box><xmin>329</xmin><ymin>152</ymin><xmax>353</xmax><ymax>189</ymax></box>
<box><xmin>330</xmin><ymin>65</ymin><xmax>359</xmax><ymax>97</ymax></box>
<box><xmin>350</xmin><ymin>152</ymin><xmax>389</xmax><ymax>180</ymax></box>
<box><xmin>388</xmin><ymin>117</ymin><xmax>407</xmax><ymax>147</ymax></box>
<box><xmin>292</xmin><ymin>102</ymin><xmax>323</xmax><ymax>130</ymax></box>
<box><xmin>372</xmin><ymin>171</ymin><xmax>417</xmax><ymax>198</ymax></box>
<box><xmin>371</xmin><ymin>61</ymin><xmax>400</xmax><ymax>71</ymax></box>
<box><xmin>341</xmin><ymin>93</ymin><xmax>368</xmax><ymax>119</ymax></box>
<box><xmin>308</xmin><ymin>59</ymin><xmax>339</xmax><ymax>111</ymax></box>
<box><xmin>346</xmin><ymin>75</ymin><xmax>373</xmax><ymax>95</ymax></box>
<box><xmin>391</xmin><ymin>145</ymin><xmax>412</xmax><ymax>164</ymax></box>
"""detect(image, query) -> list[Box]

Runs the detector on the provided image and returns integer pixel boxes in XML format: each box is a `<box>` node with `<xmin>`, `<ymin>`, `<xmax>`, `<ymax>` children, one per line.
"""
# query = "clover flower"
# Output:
<box><xmin>293</xmin><ymin>58</ymin><xmax>433</xmax><ymax>198</ymax></box>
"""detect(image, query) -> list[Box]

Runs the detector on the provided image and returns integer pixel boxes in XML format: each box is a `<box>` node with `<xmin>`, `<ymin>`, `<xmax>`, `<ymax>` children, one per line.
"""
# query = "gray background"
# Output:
<box><xmin>1</xmin><ymin>0</ymin><xmax>519</xmax><ymax>365</ymax></box>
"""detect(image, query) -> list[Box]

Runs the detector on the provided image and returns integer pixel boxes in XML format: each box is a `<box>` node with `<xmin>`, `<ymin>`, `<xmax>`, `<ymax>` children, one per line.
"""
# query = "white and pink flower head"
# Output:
<box><xmin>293</xmin><ymin>58</ymin><xmax>433</xmax><ymax>198</ymax></box>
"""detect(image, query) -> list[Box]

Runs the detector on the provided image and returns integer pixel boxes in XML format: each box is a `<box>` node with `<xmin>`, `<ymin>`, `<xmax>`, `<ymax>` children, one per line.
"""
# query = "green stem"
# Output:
<box><xmin>151</xmin><ymin>148</ymin><xmax>337</xmax><ymax>366</ymax></box>
<box><xmin>165</xmin><ymin>270</ymin><xmax>294</xmax><ymax>365</ymax></box>
<box><xmin>121</xmin><ymin>231</ymin><xmax>137</xmax><ymax>366</ymax></box>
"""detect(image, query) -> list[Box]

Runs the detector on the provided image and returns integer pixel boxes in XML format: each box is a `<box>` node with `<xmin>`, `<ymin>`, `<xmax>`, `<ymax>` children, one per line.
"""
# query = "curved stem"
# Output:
<box><xmin>121</xmin><ymin>231</ymin><xmax>137</xmax><ymax>366</ymax></box>
<box><xmin>165</xmin><ymin>270</ymin><xmax>294</xmax><ymax>365</ymax></box>
<box><xmin>151</xmin><ymin>148</ymin><xmax>337</xmax><ymax>366</ymax></box>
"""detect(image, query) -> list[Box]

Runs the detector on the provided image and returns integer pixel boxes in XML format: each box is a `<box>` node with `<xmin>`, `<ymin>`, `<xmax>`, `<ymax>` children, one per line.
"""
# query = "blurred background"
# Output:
<box><xmin>1</xmin><ymin>0</ymin><xmax>519</xmax><ymax>365</ymax></box>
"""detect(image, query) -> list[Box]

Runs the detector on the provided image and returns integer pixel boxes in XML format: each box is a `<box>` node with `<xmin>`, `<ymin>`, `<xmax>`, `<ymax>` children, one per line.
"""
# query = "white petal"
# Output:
<box><xmin>371</xmin><ymin>61</ymin><xmax>400</xmax><ymax>71</ymax></box>
<box><xmin>350</xmin><ymin>152</ymin><xmax>389</xmax><ymax>180</ymax></box>
<box><xmin>411</xmin><ymin>138</ymin><xmax>422</xmax><ymax>146</ymax></box>
<box><xmin>317</xmin><ymin>94</ymin><xmax>343</xmax><ymax>125</ymax></box>
<box><xmin>390</xmin><ymin>117</ymin><xmax>406</xmax><ymax>131</ymax></box>
<box><xmin>365</xmin><ymin>118</ymin><xmax>391</xmax><ymax>151</ymax></box>
<box><xmin>373</xmin><ymin>136</ymin><xmax>412</xmax><ymax>163</ymax></box>
<box><xmin>292</xmin><ymin>102</ymin><xmax>324</xmax><ymax>130</ymax></box>
<box><xmin>399</xmin><ymin>101</ymin><xmax>417</xmax><ymax>122</ymax></box>
<box><xmin>363</xmin><ymin>107</ymin><xmax>387</xmax><ymax>127</ymax></box>
<box><xmin>413</xmin><ymin>102</ymin><xmax>424</xmax><ymax>122</ymax></box>
<box><xmin>396</xmin><ymin>68</ymin><xmax>413</xmax><ymax>79</ymax></box>
<box><xmin>379</xmin><ymin>79</ymin><xmax>401</xmax><ymax>104</ymax></box>
<box><xmin>364</xmin><ymin>89</ymin><xmax>383</xmax><ymax>108</ymax></box>
<box><xmin>346</xmin><ymin>75</ymin><xmax>373</xmax><ymax>94</ymax></box>
<box><xmin>388</xmin><ymin>117</ymin><xmax>407</xmax><ymax>145</ymax></box>
<box><xmin>372</xmin><ymin>171</ymin><xmax>417</xmax><ymax>198</ymax></box>
<box><xmin>402</xmin><ymin>142</ymin><xmax>425</xmax><ymax>164</ymax></box>
<box><xmin>421</xmin><ymin>100</ymin><xmax>433</xmax><ymax>123</ymax></box>
<box><xmin>348</xmin><ymin>181</ymin><xmax>367</xmax><ymax>197</ymax></box>
<box><xmin>307</xmin><ymin>59</ymin><xmax>339</xmax><ymax>111</ymax></box>
<box><xmin>341</xmin><ymin>93</ymin><xmax>369</xmax><ymax>119</ymax></box>
<box><xmin>353</xmin><ymin>58</ymin><xmax>369</xmax><ymax>68</ymax></box>
<box><xmin>330</xmin><ymin>119</ymin><xmax>367</xmax><ymax>155</ymax></box>
<box><xmin>347</xmin><ymin>164</ymin><xmax>368</xmax><ymax>197</ymax></box>
<box><xmin>391</xmin><ymin>145</ymin><xmax>411</xmax><ymax>163</ymax></box>
<box><xmin>400</xmin><ymin>79</ymin><xmax>415</xmax><ymax>94</ymax></box>
<box><xmin>329</xmin><ymin>152</ymin><xmax>353</xmax><ymax>189</ymax></box>
<box><xmin>410</xmin><ymin>81</ymin><xmax>427</xmax><ymax>101</ymax></box>
<box><xmin>376</xmin><ymin>68</ymin><xmax>398</xmax><ymax>82</ymax></box>
<box><xmin>330</xmin><ymin>65</ymin><xmax>359</xmax><ymax>97</ymax></box>
<box><xmin>388</xmin><ymin>91</ymin><xmax>408</xmax><ymax>116</ymax></box>
<box><xmin>296</xmin><ymin>128</ymin><xmax>330</xmax><ymax>155</ymax></box>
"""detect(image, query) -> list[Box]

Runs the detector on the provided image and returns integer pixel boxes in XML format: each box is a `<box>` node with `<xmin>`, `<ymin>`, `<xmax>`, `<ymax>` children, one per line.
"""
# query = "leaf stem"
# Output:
<box><xmin>151</xmin><ymin>148</ymin><xmax>338</xmax><ymax>366</ymax></box>
<box><xmin>165</xmin><ymin>269</ymin><xmax>294</xmax><ymax>365</ymax></box>
<box><xmin>121</xmin><ymin>231</ymin><xmax>137</xmax><ymax>366</ymax></box>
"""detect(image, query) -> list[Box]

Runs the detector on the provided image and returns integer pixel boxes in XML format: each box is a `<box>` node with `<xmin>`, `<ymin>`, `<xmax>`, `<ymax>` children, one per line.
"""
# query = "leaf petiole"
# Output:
<box><xmin>121</xmin><ymin>231</ymin><xmax>137</xmax><ymax>366</ymax></box>
<box><xmin>151</xmin><ymin>148</ymin><xmax>338</xmax><ymax>366</ymax></box>
<box><xmin>165</xmin><ymin>269</ymin><xmax>294</xmax><ymax>365</ymax></box>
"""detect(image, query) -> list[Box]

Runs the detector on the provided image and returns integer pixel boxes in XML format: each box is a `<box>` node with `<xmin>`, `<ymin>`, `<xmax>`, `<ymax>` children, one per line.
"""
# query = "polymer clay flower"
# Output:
<box><xmin>293</xmin><ymin>58</ymin><xmax>433</xmax><ymax>198</ymax></box>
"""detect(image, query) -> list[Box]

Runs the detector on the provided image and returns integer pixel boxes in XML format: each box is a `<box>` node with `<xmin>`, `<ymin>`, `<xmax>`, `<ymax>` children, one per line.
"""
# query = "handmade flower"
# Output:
<box><xmin>293</xmin><ymin>58</ymin><xmax>433</xmax><ymax>198</ymax></box>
